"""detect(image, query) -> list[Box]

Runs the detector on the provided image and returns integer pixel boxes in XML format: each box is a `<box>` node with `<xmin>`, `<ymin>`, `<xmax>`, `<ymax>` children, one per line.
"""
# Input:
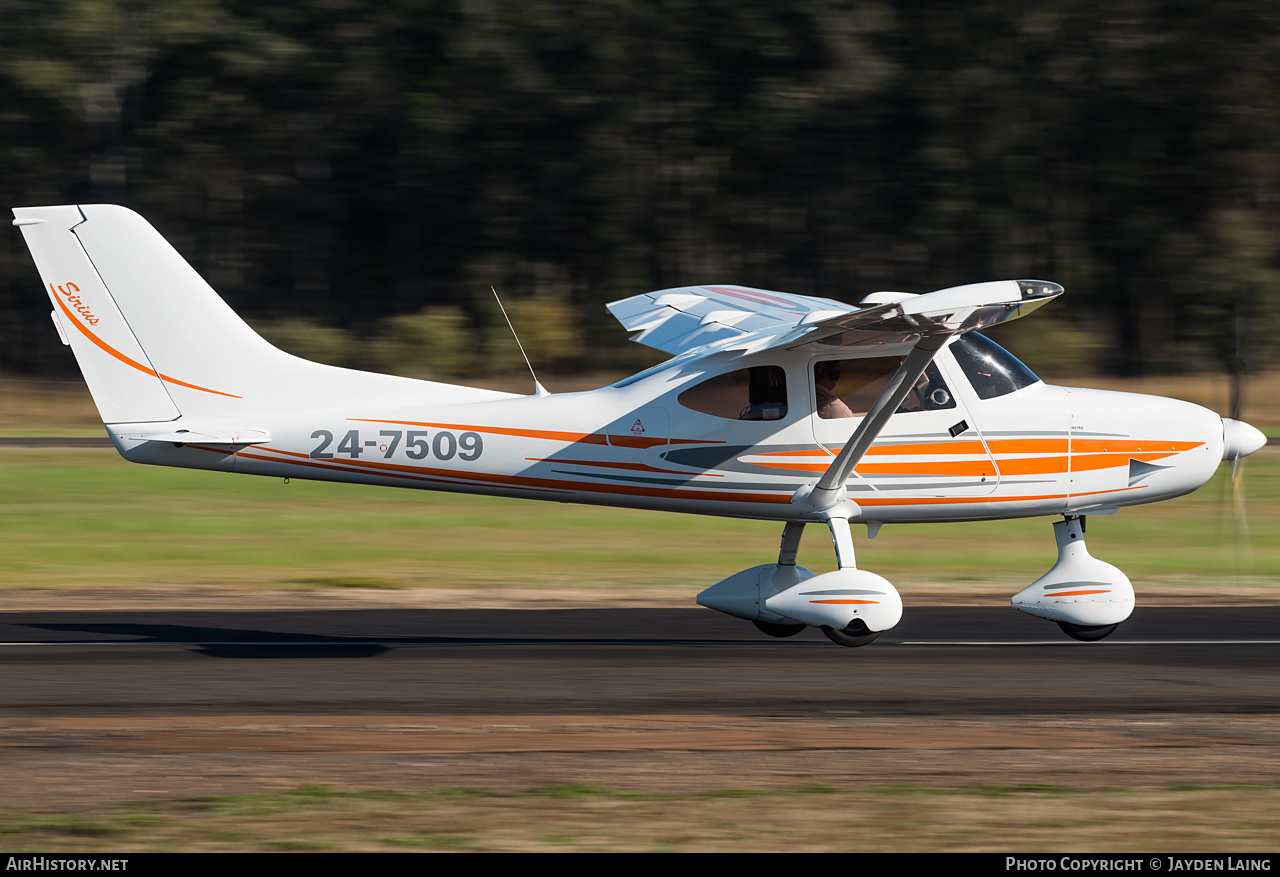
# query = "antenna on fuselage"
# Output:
<box><xmin>491</xmin><ymin>285</ymin><xmax>550</xmax><ymax>397</ymax></box>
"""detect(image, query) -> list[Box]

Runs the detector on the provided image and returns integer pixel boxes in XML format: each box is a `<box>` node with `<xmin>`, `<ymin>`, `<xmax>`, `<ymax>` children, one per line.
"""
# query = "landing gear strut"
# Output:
<box><xmin>1012</xmin><ymin>515</ymin><xmax>1134</xmax><ymax>642</ymax></box>
<box><xmin>696</xmin><ymin>516</ymin><xmax>903</xmax><ymax>647</ymax></box>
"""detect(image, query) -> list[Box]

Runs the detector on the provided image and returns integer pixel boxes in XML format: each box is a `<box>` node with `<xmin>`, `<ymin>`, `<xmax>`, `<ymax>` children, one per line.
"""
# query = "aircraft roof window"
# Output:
<box><xmin>678</xmin><ymin>365</ymin><xmax>788</xmax><ymax>421</ymax></box>
<box><xmin>950</xmin><ymin>334</ymin><xmax>1040</xmax><ymax>400</ymax></box>
<box><xmin>814</xmin><ymin>357</ymin><xmax>955</xmax><ymax>419</ymax></box>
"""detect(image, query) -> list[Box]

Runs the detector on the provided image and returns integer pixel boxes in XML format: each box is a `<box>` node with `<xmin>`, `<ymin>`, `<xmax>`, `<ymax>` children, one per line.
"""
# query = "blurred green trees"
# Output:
<box><xmin>2</xmin><ymin>0</ymin><xmax>1278</xmax><ymax>380</ymax></box>
<box><xmin>374</xmin><ymin>306</ymin><xmax>476</xmax><ymax>379</ymax></box>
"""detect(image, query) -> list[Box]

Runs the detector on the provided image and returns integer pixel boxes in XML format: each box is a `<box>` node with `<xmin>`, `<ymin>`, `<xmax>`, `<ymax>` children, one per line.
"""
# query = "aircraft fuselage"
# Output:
<box><xmin>109</xmin><ymin>339</ymin><xmax>1226</xmax><ymax>525</ymax></box>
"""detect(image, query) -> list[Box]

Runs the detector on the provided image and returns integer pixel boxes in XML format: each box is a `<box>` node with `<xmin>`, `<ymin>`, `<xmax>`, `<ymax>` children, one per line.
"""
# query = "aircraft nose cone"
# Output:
<box><xmin>1222</xmin><ymin>418</ymin><xmax>1267</xmax><ymax>460</ymax></box>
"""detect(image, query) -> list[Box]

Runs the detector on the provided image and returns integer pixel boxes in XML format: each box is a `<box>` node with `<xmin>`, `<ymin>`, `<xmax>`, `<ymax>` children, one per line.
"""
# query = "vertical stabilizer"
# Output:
<box><xmin>69</xmin><ymin>204</ymin><xmax>272</xmax><ymax>420</ymax></box>
<box><xmin>14</xmin><ymin>206</ymin><xmax>181</xmax><ymax>423</ymax></box>
<box><xmin>14</xmin><ymin>204</ymin><xmax>514</xmax><ymax>426</ymax></box>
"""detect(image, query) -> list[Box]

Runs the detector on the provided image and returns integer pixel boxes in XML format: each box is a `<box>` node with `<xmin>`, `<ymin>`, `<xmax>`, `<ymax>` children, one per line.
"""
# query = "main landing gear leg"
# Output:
<box><xmin>814</xmin><ymin>515</ymin><xmax>881</xmax><ymax>647</ymax></box>
<box><xmin>696</xmin><ymin>518</ymin><xmax>904</xmax><ymax>648</ymax></box>
<box><xmin>827</xmin><ymin>515</ymin><xmax>856</xmax><ymax>570</ymax></box>
<box><xmin>778</xmin><ymin>520</ymin><xmax>806</xmax><ymax>568</ymax></box>
<box><xmin>751</xmin><ymin>522</ymin><xmax>808</xmax><ymax>638</ymax></box>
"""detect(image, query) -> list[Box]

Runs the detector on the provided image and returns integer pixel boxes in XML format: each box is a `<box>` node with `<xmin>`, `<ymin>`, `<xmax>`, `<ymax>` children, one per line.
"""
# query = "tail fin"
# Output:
<box><xmin>15</xmin><ymin>205</ymin><xmax>184</xmax><ymax>423</ymax></box>
<box><xmin>13</xmin><ymin>204</ymin><xmax>491</xmax><ymax>425</ymax></box>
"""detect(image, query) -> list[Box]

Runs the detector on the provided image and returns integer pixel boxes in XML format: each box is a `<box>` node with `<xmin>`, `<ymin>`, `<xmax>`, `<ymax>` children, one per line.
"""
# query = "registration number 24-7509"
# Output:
<box><xmin>310</xmin><ymin>429</ymin><xmax>484</xmax><ymax>462</ymax></box>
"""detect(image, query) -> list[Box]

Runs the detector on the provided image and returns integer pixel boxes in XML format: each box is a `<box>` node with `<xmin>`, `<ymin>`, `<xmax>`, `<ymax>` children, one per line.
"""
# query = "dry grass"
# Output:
<box><xmin>1</xmin><ymin>783</ymin><xmax>1276</xmax><ymax>852</ymax></box>
<box><xmin>1</xmin><ymin>446</ymin><xmax>1277</xmax><ymax>598</ymax></box>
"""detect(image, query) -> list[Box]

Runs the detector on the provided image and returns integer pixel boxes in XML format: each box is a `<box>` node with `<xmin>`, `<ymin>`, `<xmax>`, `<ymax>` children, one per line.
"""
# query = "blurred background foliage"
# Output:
<box><xmin>1</xmin><ymin>0</ymin><xmax>1278</xmax><ymax>381</ymax></box>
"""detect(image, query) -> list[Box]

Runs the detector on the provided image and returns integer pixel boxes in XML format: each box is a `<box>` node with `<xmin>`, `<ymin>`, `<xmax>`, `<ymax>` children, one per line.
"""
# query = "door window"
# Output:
<box><xmin>813</xmin><ymin>358</ymin><xmax>955</xmax><ymax>419</ymax></box>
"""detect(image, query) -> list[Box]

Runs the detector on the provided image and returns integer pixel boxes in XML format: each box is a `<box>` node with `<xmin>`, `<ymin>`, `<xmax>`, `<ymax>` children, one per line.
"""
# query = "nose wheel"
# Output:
<box><xmin>1012</xmin><ymin>516</ymin><xmax>1135</xmax><ymax>642</ymax></box>
<box><xmin>1058</xmin><ymin>621</ymin><xmax>1119</xmax><ymax>642</ymax></box>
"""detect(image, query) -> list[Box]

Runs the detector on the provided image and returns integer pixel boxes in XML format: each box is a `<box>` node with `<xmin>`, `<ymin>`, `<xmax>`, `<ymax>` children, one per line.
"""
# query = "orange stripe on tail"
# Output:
<box><xmin>53</xmin><ymin>285</ymin><xmax>241</xmax><ymax>399</ymax></box>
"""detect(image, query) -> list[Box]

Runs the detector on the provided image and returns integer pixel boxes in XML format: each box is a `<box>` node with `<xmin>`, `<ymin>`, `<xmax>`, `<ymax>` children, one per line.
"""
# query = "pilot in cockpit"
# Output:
<box><xmin>815</xmin><ymin>360</ymin><xmax>854</xmax><ymax>419</ymax></box>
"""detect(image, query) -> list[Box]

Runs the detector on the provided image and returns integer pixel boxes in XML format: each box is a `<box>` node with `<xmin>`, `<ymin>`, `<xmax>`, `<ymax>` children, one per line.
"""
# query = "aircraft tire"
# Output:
<box><xmin>752</xmin><ymin>619</ymin><xmax>807</xmax><ymax>638</ymax></box>
<box><xmin>820</xmin><ymin>621</ymin><xmax>881</xmax><ymax>648</ymax></box>
<box><xmin>1057</xmin><ymin>621</ymin><xmax>1119</xmax><ymax>642</ymax></box>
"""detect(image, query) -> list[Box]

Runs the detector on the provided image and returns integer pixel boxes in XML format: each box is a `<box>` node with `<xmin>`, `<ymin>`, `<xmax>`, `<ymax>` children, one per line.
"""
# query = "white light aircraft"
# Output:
<box><xmin>13</xmin><ymin>204</ymin><xmax>1268</xmax><ymax>646</ymax></box>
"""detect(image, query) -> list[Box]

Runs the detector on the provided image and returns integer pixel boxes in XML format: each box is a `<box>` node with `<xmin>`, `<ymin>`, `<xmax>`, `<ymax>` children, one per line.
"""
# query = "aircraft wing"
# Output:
<box><xmin>608</xmin><ymin>280</ymin><xmax>1062</xmax><ymax>358</ymax></box>
<box><xmin>803</xmin><ymin>280</ymin><xmax>1063</xmax><ymax>512</ymax></box>
<box><xmin>807</xmin><ymin>279</ymin><xmax>1062</xmax><ymax>338</ymax></box>
<box><xmin>609</xmin><ymin>279</ymin><xmax>1065</xmax><ymax>514</ymax></box>
<box><xmin>606</xmin><ymin>285</ymin><xmax>854</xmax><ymax>355</ymax></box>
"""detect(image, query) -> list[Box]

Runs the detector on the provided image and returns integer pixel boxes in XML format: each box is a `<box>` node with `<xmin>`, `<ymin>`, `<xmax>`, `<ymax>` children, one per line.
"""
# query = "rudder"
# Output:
<box><xmin>14</xmin><ymin>205</ymin><xmax>182</xmax><ymax>423</ymax></box>
<box><xmin>15</xmin><ymin>204</ymin><xmax>508</xmax><ymax>427</ymax></box>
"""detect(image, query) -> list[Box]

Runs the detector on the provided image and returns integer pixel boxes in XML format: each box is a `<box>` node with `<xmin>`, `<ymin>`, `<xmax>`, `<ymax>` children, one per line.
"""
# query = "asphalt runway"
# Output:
<box><xmin>2</xmin><ymin>607</ymin><xmax>1277</xmax><ymax>718</ymax></box>
<box><xmin>2</xmin><ymin>605</ymin><xmax>1279</xmax><ymax>807</ymax></box>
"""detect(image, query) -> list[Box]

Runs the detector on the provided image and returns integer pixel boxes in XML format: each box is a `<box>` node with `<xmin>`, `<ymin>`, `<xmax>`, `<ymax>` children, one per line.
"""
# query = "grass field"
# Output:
<box><xmin>3</xmin><ymin>783</ymin><xmax>1278</xmax><ymax>852</ymax></box>
<box><xmin>1</xmin><ymin>372</ymin><xmax>1276</xmax><ymax>598</ymax></box>
<box><xmin>0</xmin><ymin>446</ymin><xmax>1276</xmax><ymax>598</ymax></box>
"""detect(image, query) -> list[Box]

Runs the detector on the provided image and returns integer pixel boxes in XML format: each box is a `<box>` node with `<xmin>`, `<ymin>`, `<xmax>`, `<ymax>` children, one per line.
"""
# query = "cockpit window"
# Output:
<box><xmin>678</xmin><ymin>365</ymin><xmax>788</xmax><ymax>421</ymax></box>
<box><xmin>950</xmin><ymin>334</ymin><xmax>1040</xmax><ymax>399</ymax></box>
<box><xmin>814</xmin><ymin>357</ymin><xmax>956</xmax><ymax>419</ymax></box>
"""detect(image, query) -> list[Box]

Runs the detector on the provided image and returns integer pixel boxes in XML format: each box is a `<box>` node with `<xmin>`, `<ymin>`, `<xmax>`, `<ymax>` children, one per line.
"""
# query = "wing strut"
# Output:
<box><xmin>798</xmin><ymin>334</ymin><xmax>949</xmax><ymax>513</ymax></box>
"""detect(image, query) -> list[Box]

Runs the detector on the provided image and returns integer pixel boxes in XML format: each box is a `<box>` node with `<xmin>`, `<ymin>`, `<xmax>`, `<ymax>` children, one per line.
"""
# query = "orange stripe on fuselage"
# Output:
<box><xmin>863</xmin><ymin>440</ymin><xmax>994</xmax><ymax>457</ymax></box>
<box><xmin>749</xmin><ymin>437</ymin><xmax>1203</xmax><ymax>478</ymax></box>
<box><xmin>238</xmin><ymin>443</ymin><xmax>1146</xmax><ymax>511</ymax></box>
<box><xmin>242</xmin><ymin>446</ymin><xmax>788</xmax><ymax>506</ymax></box>
<box><xmin>755</xmin><ymin>455</ymin><xmax>1169</xmax><ymax>477</ymax></box>
<box><xmin>752</xmin><ymin>458</ymin><xmax>994</xmax><ymax>476</ymax></box>
<box><xmin>209</xmin><ymin>446</ymin><xmax>579</xmax><ymax>494</ymax></box>
<box><xmin>349</xmin><ymin>419</ymin><xmax>609</xmax><ymax>445</ymax></box>
<box><xmin>856</xmin><ymin>438</ymin><xmax>1200</xmax><ymax>456</ymax></box>
<box><xmin>858</xmin><ymin>459</ymin><xmax>994</xmax><ymax>477</ymax></box>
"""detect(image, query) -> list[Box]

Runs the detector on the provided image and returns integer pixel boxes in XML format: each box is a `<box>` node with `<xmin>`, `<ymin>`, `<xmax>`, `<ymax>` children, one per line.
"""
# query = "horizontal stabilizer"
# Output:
<box><xmin>118</xmin><ymin>428</ymin><xmax>270</xmax><ymax>445</ymax></box>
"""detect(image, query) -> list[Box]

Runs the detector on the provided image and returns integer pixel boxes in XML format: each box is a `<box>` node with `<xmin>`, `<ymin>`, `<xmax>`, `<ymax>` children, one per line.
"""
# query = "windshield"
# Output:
<box><xmin>949</xmin><ymin>334</ymin><xmax>1040</xmax><ymax>400</ymax></box>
